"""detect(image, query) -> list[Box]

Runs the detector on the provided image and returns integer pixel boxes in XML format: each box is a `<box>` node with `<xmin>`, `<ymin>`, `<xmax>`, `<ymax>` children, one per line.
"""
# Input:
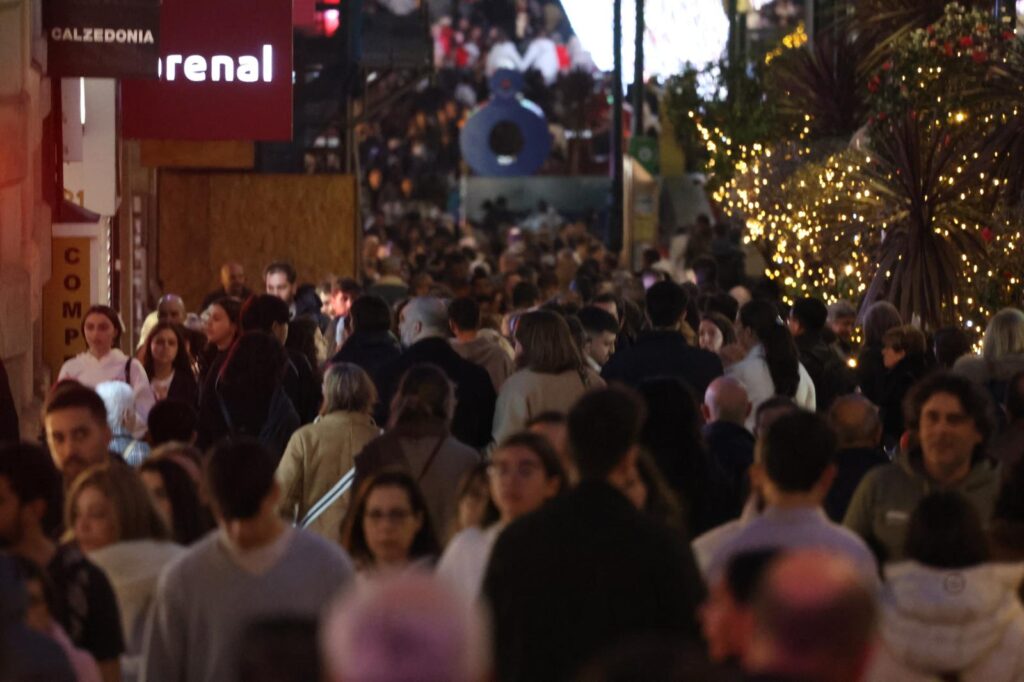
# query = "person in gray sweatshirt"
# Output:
<box><xmin>141</xmin><ymin>437</ymin><xmax>354</xmax><ymax>682</ymax></box>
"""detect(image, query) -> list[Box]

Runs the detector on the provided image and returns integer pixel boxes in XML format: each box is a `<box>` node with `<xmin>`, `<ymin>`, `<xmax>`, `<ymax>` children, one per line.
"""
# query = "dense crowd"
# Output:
<box><xmin>3</xmin><ymin>200</ymin><xmax>1024</xmax><ymax>682</ymax></box>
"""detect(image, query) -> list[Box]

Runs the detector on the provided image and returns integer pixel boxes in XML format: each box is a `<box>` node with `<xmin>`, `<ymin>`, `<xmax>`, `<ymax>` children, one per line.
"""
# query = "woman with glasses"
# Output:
<box><xmin>437</xmin><ymin>432</ymin><xmax>568</xmax><ymax>600</ymax></box>
<box><xmin>340</xmin><ymin>470</ymin><xmax>440</xmax><ymax>576</ymax></box>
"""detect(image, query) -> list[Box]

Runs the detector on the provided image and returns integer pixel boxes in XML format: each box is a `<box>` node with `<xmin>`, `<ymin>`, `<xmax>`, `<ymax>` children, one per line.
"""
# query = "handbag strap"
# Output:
<box><xmin>414</xmin><ymin>434</ymin><xmax>447</xmax><ymax>484</ymax></box>
<box><xmin>298</xmin><ymin>467</ymin><xmax>356</xmax><ymax>528</ymax></box>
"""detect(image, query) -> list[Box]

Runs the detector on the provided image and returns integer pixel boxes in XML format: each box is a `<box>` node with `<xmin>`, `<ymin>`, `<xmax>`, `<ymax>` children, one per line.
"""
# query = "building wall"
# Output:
<box><xmin>0</xmin><ymin>0</ymin><xmax>51</xmax><ymax>435</ymax></box>
<box><xmin>158</xmin><ymin>172</ymin><xmax>358</xmax><ymax>311</ymax></box>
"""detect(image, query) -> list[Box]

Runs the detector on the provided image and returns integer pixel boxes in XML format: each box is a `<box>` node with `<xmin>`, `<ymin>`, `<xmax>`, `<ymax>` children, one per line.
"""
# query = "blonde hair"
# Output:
<box><xmin>66</xmin><ymin>462</ymin><xmax>169</xmax><ymax>543</ymax></box>
<box><xmin>322</xmin><ymin>362</ymin><xmax>378</xmax><ymax>416</ymax></box>
<box><xmin>983</xmin><ymin>308</ymin><xmax>1024</xmax><ymax>362</ymax></box>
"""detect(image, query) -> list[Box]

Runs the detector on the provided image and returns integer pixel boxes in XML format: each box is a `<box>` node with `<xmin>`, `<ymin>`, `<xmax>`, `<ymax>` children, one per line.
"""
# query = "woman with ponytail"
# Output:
<box><xmin>727</xmin><ymin>300</ymin><xmax>816</xmax><ymax>430</ymax></box>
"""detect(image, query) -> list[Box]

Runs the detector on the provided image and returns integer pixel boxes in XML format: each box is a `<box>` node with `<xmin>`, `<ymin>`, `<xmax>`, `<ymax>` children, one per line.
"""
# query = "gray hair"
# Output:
<box><xmin>982</xmin><ymin>308</ymin><xmax>1024</xmax><ymax>362</ymax></box>
<box><xmin>95</xmin><ymin>381</ymin><xmax>139</xmax><ymax>435</ymax></box>
<box><xmin>321</xmin><ymin>362</ymin><xmax>377</xmax><ymax>416</ymax></box>
<box><xmin>827</xmin><ymin>394</ymin><xmax>881</xmax><ymax>449</ymax></box>
<box><xmin>404</xmin><ymin>296</ymin><xmax>450</xmax><ymax>336</ymax></box>
<box><xmin>827</xmin><ymin>300</ymin><xmax>857</xmax><ymax>323</ymax></box>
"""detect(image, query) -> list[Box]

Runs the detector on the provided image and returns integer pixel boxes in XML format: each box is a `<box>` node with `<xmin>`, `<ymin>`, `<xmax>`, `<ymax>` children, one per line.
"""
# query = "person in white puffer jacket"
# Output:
<box><xmin>868</xmin><ymin>491</ymin><xmax>1024</xmax><ymax>682</ymax></box>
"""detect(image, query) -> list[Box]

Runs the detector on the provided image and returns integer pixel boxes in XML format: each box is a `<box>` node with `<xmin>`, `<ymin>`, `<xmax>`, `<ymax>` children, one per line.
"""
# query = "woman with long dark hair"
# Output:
<box><xmin>857</xmin><ymin>301</ymin><xmax>902</xmax><ymax>404</ymax></box>
<box><xmin>140</xmin><ymin>322</ymin><xmax>198</xmax><ymax>407</ymax></box>
<box><xmin>195</xmin><ymin>297</ymin><xmax>242</xmax><ymax>448</ymax></box>
<box><xmin>727</xmin><ymin>300</ymin><xmax>815</xmax><ymax>429</ymax></box>
<box><xmin>140</xmin><ymin>453</ymin><xmax>214</xmax><ymax>545</ymax></box>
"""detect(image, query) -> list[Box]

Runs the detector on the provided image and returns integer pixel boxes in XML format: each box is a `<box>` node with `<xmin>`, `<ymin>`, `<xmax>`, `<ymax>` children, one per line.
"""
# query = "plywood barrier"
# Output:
<box><xmin>158</xmin><ymin>172</ymin><xmax>358</xmax><ymax>312</ymax></box>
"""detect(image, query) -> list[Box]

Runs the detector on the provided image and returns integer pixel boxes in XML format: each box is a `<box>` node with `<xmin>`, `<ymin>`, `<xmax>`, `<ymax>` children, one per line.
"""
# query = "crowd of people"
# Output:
<box><xmin>3</xmin><ymin>200</ymin><xmax>1024</xmax><ymax>682</ymax></box>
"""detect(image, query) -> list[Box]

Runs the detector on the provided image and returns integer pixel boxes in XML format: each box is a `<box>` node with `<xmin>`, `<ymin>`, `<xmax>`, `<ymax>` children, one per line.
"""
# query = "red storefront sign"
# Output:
<box><xmin>121</xmin><ymin>0</ymin><xmax>292</xmax><ymax>141</ymax></box>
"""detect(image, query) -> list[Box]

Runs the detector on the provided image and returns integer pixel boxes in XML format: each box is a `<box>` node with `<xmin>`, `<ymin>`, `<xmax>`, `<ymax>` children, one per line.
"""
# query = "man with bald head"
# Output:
<box><xmin>824</xmin><ymin>394</ymin><xmax>889</xmax><ymax>522</ymax></box>
<box><xmin>374</xmin><ymin>297</ymin><xmax>496</xmax><ymax>449</ymax></box>
<box><xmin>703</xmin><ymin>376</ymin><xmax>755</xmax><ymax>515</ymax></box>
<box><xmin>201</xmin><ymin>261</ymin><xmax>252</xmax><ymax>311</ymax></box>
<box><xmin>742</xmin><ymin>550</ymin><xmax>877</xmax><ymax>682</ymax></box>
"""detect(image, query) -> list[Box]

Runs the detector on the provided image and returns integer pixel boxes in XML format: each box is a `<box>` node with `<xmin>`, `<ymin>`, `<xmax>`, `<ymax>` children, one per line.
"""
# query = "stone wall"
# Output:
<box><xmin>157</xmin><ymin>172</ymin><xmax>359</xmax><ymax>312</ymax></box>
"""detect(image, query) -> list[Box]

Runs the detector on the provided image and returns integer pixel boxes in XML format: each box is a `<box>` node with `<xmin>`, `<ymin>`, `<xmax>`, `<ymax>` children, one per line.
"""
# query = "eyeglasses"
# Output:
<box><xmin>487</xmin><ymin>461</ymin><xmax>543</xmax><ymax>479</ymax></box>
<box><xmin>364</xmin><ymin>508</ymin><xmax>414</xmax><ymax>524</ymax></box>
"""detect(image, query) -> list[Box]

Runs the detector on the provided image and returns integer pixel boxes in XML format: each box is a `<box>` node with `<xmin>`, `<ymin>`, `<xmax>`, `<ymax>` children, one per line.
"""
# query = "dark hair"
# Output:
<box><xmin>739</xmin><ymin>300</ymin><xmax>800</xmax><ymax>398</ymax></box>
<box><xmin>701</xmin><ymin>292</ymin><xmax>740</xmax><ymax>323</ymax></box>
<box><xmin>333</xmin><ymin>277</ymin><xmax>362</xmax><ymax>296</ymax></box>
<box><xmin>526</xmin><ymin>411</ymin><xmax>566</xmax><ymax>428</ymax></box>
<box><xmin>727</xmin><ymin>549</ymin><xmax>781</xmax><ymax>605</ymax></box>
<box><xmin>147</xmin><ymin>399</ymin><xmax>198</xmax><ymax>446</ymax></box>
<box><xmin>932</xmin><ymin>326</ymin><xmax>972</xmax><ymax>369</ymax></box>
<box><xmin>577</xmin><ymin>306</ymin><xmax>619</xmax><ymax>337</ymax></box>
<box><xmin>1007</xmin><ymin>370</ymin><xmax>1024</xmax><ymax>421</ymax></box>
<box><xmin>995</xmin><ymin>457</ymin><xmax>1024</xmax><ymax>521</ymax></box>
<box><xmin>691</xmin><ymin>256</ymin><xmax>719</xmax><ymax>290</ymax></box>
<box><xmin>701</xmin><ymin>312</ymin><xmax>737</xmax><ymax>346</ymax></box>
<box><xmin>241</xmin><ymin>294</ymin><xmax>290</xmax><ymax>334</ymax></box>
<box><xmin>390</xmin><ymin>364</ymin><xmax>454</xmax><ymax>427</ymax></box>
<box><xmin>264</xmin><ymin>262</ymin><xmax>297</xmax><ymax>284</ymax></box>
<box><xmin>448</xmin><ymin>297</ymin><xmax>480</xmax><ymax>332</ymax></box>
<box><xmin>141</xmin><ymin>322</ymin><xmax>194</xmax><ymax>380</ymax></box>
<box><xmin>495</xmin><ymin>431</ymin><xmax>569</xmax><ymax>494</ymax></box>
<box><xmin>81</xmin><ymin>304</ymin><xmax>124</xmax><ymax>347</ymax></box>
<box><xmin>350</xmin><ymin>295</ymin><xmax>393</xmax><ymax>334</ymax></box>
<box><xmin>218</xmin><ymin>331</ymin><xmax>287</xmax><ymax>435</ymax></box>
<box><xmin>634</xmin><ymin>450</ymin><xmax>686</xmax><ymax>532</ymax></box>
<box><xmin>903</xmin><ymin>372</ymin><xmax>995</xmax><ymax>456</ymax></box>
<box><xmin>43</xmin><ymin>381</ymin><xmax>107</xmax><ymax>426</ymax></box>
<box><xmin>515</xmin><ymin>310</ymin><xmax>583</xmax><ymax>375</ymax></box>
<box><xmin>205</xmin><ymin>437</ymin><xmax>278</xmax><ymax>520</ymax></box>
<box><xmin>904</xmin><ymin>491</ymin><xmax>990</xmax><ymax>568</ymax></box>
<box><xmin>140</xmin><ymin>456</ymin><xmax>212</xmax><ymax>544</ymax></box>
<box><xmin>341</xmin><ymin>470</ymin><xmax>440</xmax><ymax>566</ymax></box>
<box><xmin>645</xmin><ymin>281</ymin><xmax>687</xmax><ymax>329</ymax></box>
<box><xmin>789</xmin><ymin>298</ymin><xmax>829</xmax><ymax>333</ymax></box>
<box><xmin>284</xmin><ymin>316</ymin><xmax>321</xmax><ymax>379</ymax></box>
<box><xmin>569</xmin><ymin>387</ymin><xmax>646</xmax><ymax>480</ymax></box>
<box><xmin>207</xmin><ymin>296</ymin><xmax>242</xmax><ymax>323</ymax></box>
<box><xmin>882</xmin><ymin>325</ymin><xmax>926</xmax><ymax>355</ymax></box>
<box><xmin>0</xmin><ymin>442</ymin><xmax>64</xmax><ymax>536</ymax></box>
<box><xmin>863</xmin><ymin>301</ymin><xmax>902</xmax><ymax>347</ymax></box>
<box><xmin>761</xmin><ymin>411</ymin><xmax>836</xmax><ymax>492</ymax></box>
<box><xmin>511</xmin><ymin>281</ymin><xmax>540</xmax><ymax>309</ymax></box>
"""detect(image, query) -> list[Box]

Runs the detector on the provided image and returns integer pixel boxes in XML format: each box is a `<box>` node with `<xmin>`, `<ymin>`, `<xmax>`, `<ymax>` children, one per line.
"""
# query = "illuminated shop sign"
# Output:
<box><xmin>44</xmin><ymin>0</ymin><xmax>161</xmax><ymax>77</ymax></box>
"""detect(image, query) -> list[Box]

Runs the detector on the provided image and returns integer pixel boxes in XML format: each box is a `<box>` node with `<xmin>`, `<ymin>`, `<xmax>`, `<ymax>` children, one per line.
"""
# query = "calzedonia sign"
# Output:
<box><xmin>121</xmin><ymin>0</ymin><xmax>292</xmax><ymax>141</ymax></box>
<box><xmin>44</xmin><ymin>0</ymin><xmax>161</xmax><ymax>78</ymax></box>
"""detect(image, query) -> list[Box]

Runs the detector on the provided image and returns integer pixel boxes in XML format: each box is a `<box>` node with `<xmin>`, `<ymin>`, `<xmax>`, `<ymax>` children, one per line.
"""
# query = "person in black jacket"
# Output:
<box><xmin>0</xmin><ymin>356</ymin><xmax>18</xmax><ymax>444</ymax></box>
<box><xmin>374</xmin><ymin>297</ymin><xmax>495</xmax><ymax>450</ymax></box>
<box><xmin>482</xmin><ymin>387</ymin><xmax>705</xmax><ymax>682</ymax></box>
<box><xmin>601</xmin><ymin>281</ymin><xmax>723</xmax><ymax>399</ymax></box>
<box><xmin>702</xmin><ymin>376</ymin><xmax>755</xmax><ymax>517</ymax></box>
<box><xmin>879</xmin><ymin>324</ymin><xmax>929</xmax><ymax>447</ymax></box>
<box><xmin>825</xmin><ymin>394</ymin><xmax>889</xmax><ymax>522</ymax></box>
<box><xmin>788</xmin><ymin>297</ymin><xmax>858</xmax><ymax>412</ymax></box>
<box><xmin>330</xmin><ymin>294</ymin><xmax>402</xmax><ymax>383</ymax></box>
<box><xmin>140</xmin><ymin>322</ymin><xmax>199</xmax><ymax>408</ymax></box>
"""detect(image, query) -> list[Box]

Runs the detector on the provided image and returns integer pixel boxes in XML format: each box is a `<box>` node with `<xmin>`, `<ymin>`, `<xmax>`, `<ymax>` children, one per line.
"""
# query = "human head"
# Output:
<box><xmin>488</xmin><ymin>432</ymin><xmax>567</xmax><ymax>524</ymax></box>
<box><xmin>147</xmin><ymin>399</ymin><xmax>198</xmax><ymax>446</ymax></box>
<box><xmin>399</xmin><ymin>297</ymin><xmax>449</xmax><ymax>347</ymax></box>
<box><xmin>568</xmin><ymin>387</ymin><xmax>645</xmax><ymax>481</ymax></box>
<box><xmin>453</xmin><ymin>463</ymin><xmax>490</xmax><ymax>533</ymax></box>
<box><xmin>904</xmin><ymin>372</ymin><xmax>993</xmax><ymax>483</ymax></box>
<box><xmin>66</xmin><ymin>462</ymin><xmax>168</xmax><ymax>553</ymax></box>
<box><xmin>220</xmin><ymin>261</ymin><xmax>247</xmax><ymax>297</ymax></box>
<box><xmin>827</xmin><ymin>395</ymin><xmax>881</xmax><ymax>450</ymax></box>
<box><xmin>321</xmin><ymin>573</ymin><xmax>491</xmax><ymax>682</ymax></box>
<box><xmin>904</xmin><ymin>491</ymin><xmax>990</xmax><ymax>569</ymax></box>
<box><xmin>350</xmin><ymin>295</ymin><xmax>393</xmax><ymax>334</ymax></box>
<box><xmin>526</xmin><ymin>412</ymin><xmax>574</xmax><ymax>483</ymax></box>
<box><xmin>241</xmin><ymin>294</ymin><xmax>290</xmax><ymax>346</ymax></box>
<box><xmin>95</xmin><ymin>381</ymin><xmax>142</xmax><ymax>438</ymax></box>
<box><xmin>592</xmin><ymin>292</ymin><xmax>620</xmax><ymax>322</ymax></box>
<box><xmin>156</xmin><ymin>294</ymin><xmax>186</xmax><ymax>325</ymax></box>
<box><xmin>330</xmin><ymin>278</ymin><xmax>362</xmax><ymax>318</ymax></box>
<box><xmin>81</xmin><ymin>304</ymin><xmax>123</xmax><ymax>356</ymax></box>
<box><xmin>265</xmin><ymin>262</ymin><xmax>298</xmax><ymax>305</ymax></box>
<box><xmin>43</xmin><ymin>382</ymin><xmax>111</xmax><ymax>487</ymax></box>
<box><xmin>738</xmin><ymin>300</ymin><xmax>801</xmax><ymax>398</ymax></box>
<box><xmin>699</xmin><ymin>313</ymin><xmax>736</xmax><ymax>353</ymax></box>
<box><xmin>448</xmin><ymin>296</ymin><xmax>481</xmax><ymax>335</ymax></box>
<box><xmin>827</xmin><ymin>300</ymin><xmax>857</xmax><ymax>343</ymax></box>
<box><xmin>932</xmin><ymin>326</ymin><xmax>972</xmax><ymax>368</ymax></box>
<box><xmin>982</xmin><ymin>307</ymin><xmax>1024</xmax><ymax>362</ymax></box>
<box><xmin>204</xmin><ymin>297</ymin><xmax>242</xmax><ymax>351</ymax></box>
<box><xmin>341</xmin><ymin>470</ymin><xmax>439</xmax><ymax>569</ymax></box>
<box><xmin>140</xmin><ymin>453</ymin><xmax>210</xmax><ymax>545</ymax></box>
<box><xmin>321</xmin><ymin>362</ymin><xmax>377</xmax><ymax>416</ymax></box>
<box><xmin>390</xmin><ymin>364</ymin><xmax>455</xmax><ymax>428</ymax></box>
<box><xmin>645</xmin><ymin>281</ymin><xmax>687</xmax><ymax>330</ymax></box>
<box><xmin>205</xmin><ymin>438</ymin><xmax>279</xmax><ymax>533</ymax></box>
<box><xmin>787</xmin><ymin>298</ymin><xmax>828</xmax><ymax>337</ymax></box>
<box><xmin>217</xmin><ymin>332</ymin><xmax>288</xmax><ymax>434</ymax></box>
<box><xmin>701</xmin><ymin>549</ymin><xmax>780</xmax><ymax>663</ymax></box>
<box><xmin>743</xmin><ymin>551</ymin><xmax>877</xmax><ymax>682</ymax></box>
<box><xmin>141</xmin><ymin>322</ymin><xmax>191</xmax><ymax>378</ymax></box>
<box><xmin>862</xmin><ymin>300</ymin><xmax>902</xmax><ymax>347</ymax></box>
<box><xmin>703</xmin><ymin>376</ymin><xmax>751</xmax><ymax>426</ymax></box>
<box><xmin>754</xmin><ymin>396</ymin><xmax>798</xmax><ymax>440</ymax></box>
<box><xmin>881</xmin><ymin>324</ymin><xmax>926</xmax><ymax>369</ymax></box>
<box><xmin>514</xmin><ymin>310</ymin><xmax>581</xmax><ymax>374</ymax></box>
<box><xmin>753</xmin><ymin>411</ymin><xmax>836</xmax><ymax>504</ymax></box>
<box><xmin>577</xmin><ymin>306</ymin><xmax>618</xmax><ymax>367</ymax></box>
<box><xmin>0</xmin><ymin>442</ymin><xmax>63</xmax><ymax>546</ymax></box>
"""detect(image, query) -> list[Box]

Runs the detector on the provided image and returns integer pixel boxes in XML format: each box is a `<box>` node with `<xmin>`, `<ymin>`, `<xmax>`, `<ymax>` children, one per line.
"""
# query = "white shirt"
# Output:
<box><xmin>436</xmin><ymin>524</ymin><xmax>504</xmax><ymax>601</ymax></box>
<box><xmin>58</xmin><ymin>349</ymin><xmax>156</xmax><ymax>425</ymax></box>
<box><xmin>486</xmin><ymin>40</ymin><xmax>524</xmax><ymax>77</ymax></box>
<box><xmin>726</xmin><ymin>344</ymin><xmax>816</xmax><ymax>430</ymax></box>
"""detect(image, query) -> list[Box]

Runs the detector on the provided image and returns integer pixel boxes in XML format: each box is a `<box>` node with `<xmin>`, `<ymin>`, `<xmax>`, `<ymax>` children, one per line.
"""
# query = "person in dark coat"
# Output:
<box><xmin>0</xmin><ymin>356</ymin><xmax>18</xmax><ymax>444</ymax></box>
<box><xmin>701</xmin><ymin>376</ymin><xmax>755</xmax><ymax>516</ymax></box>
<box><xmin>140</xmin><ymin>322</ymin><xmax>199</xmax><ymax>408</ymax></box>
<box><xmin>788</xmin><ymin>297</ymin><xmax>858</xmax><ymax>412</ymax></box>
<box><xmin>375</xmin><ymin>297</ymin><xmax>495</xmax><ymax>450</ymax></box>
<box><xmin>879</xmin><ymin>325</ymin><xmax>929</xmax><ymax>446</ymax></box>
<box><xmin>825</xmin><ymin>394</ymin><xmax>890</xmax><ymax>522</ymax></box>
<box><xmin>330</xmin><ymin>295</ymin><xmax>402</xmax><ymax>383</ymax></box>
<box><xmin>482</xmin><ymin>387</ymin><xmax>705</xmax><ymax>682</ymax></box>
<box><xmin>856</xmin><ymin>301</ymin><xmax>903</xmax><ymax>405</ymax></box>
<box><xmin>601</xmin><ymin>281</ymin><xmax>723</xmax><ymax>399</ymax></box>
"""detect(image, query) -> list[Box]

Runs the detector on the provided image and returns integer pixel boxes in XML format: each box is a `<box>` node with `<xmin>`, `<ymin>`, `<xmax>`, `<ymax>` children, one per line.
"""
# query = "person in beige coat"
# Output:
<box><xmin>276</xmin><ymin>363</ymin><xmax>381</xmax><ymax>541</ymax></box>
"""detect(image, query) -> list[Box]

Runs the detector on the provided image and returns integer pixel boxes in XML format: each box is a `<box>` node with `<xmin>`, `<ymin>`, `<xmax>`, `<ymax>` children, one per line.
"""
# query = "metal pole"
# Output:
<box><xmin>632</xmin><ymin>0</ymin><xmax>645</xmax><ymax>138</ymax></box>
<box><xmin>610</xmin><ymin>0</ymin><xmax>624</xmax><ymax>253</ymax></box>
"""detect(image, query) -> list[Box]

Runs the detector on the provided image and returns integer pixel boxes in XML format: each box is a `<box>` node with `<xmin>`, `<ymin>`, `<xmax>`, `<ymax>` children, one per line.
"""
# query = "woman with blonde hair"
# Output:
<box><xmin>955</xmin><ymin>308</ymin><xmax>1024</xmax><ymax>405</ymax></box>
<box><xmin>276</xmin><ymin>362</ymin><xmax>382</xmax><ymax>541</ymax></box>
<box><xmin>65</xmin><ymin>462</ymin><xmax>183</xmax><ymax>682</ymax></box>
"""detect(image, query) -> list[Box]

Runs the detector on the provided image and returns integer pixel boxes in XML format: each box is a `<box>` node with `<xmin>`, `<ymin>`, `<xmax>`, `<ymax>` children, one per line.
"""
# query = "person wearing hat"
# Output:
<box><xmin>57</xmin><ymin>304</ymin><xmax>156</xmax><ymax>426</ymax></box>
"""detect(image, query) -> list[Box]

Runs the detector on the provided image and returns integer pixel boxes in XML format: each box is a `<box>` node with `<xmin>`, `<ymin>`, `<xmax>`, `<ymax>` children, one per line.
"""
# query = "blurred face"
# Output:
<box><xmin>73</xmin><ymin>486</ymin><xmax>118</xmax><ymax>553</ymax></box>
<box><xmin>265</xmin><ymin>271</ymin><xmax>296</xmax><ymax>304</ymax></box>
<box><xmin>831</xmin><ymin>316</ymin><xmax>855</xmax><ymax>341</ymax></box>
<box><xmin>157</xmin><ymin>301</ymin><xmax>185</xmax><ymax>324</ymax></box>
<box><xmin>586</xmin><ymin>331</ymin><xmax>617</xmax><ymax>366</ymax></box>
<box><xmin>83</xmin><ymin>313</ymin><xmax>117</xmax><ymax>357</ymax></box>
<box><xmin>0</xmin><ymin>477</ymin><xmax>24</xmax><ymax>546</ymax></box>
<box><xmin>222</xmin><ymin>264</ymin><xmax>246</xmax><ymax>296</ymax></box>
<box><xmin>881</xmin><ymin>345</ymin><xmax>905</xmax><ymax>369</ymax></box>
<box><xmin>149</xmin><ymin>329</ymin><xmax>180</xmax><ymax>368</ymax></box>
<box><xmin>44</xmin><ymin>408</ymin><xmax>111</xmax><ymax>486</ymax></box>
<box><xmin>141</xmin><ymin>470</ymin><xmax>173</xmax><ymax>533</ymax></box>
<box><xmin>700</xmin><ymin>579</ymin><xmax>753</xmax><ymax>662</ymax></box>
<box><xmin>919</xmin><ymin>392</ymin><xmax>982</xmax><ymax>483</ymax></box>
<box><xmin>488</xmin><ymin>445</ymin><xmax>560</xmax><ymax>523</ymax></box>
<box><xmin>363</xmin><ymin>485</ymin><xmax>423</xmax><ymax>566</ymax></box>
<box><xmin>457</xmin><ymin>478</ymin><xmax>490</xmax><ymax>530</ymax></box>
<box><xmin>204</xmin><ymin>304</ymin><xmax>237</xmax><ymax>350</ymax></box>
<box><xmin>331</xmin><ymin>289</ymin><xmax>356</xmax><ymax>318</ymax></box>
<box><xmin>699</xmin><ymin>320</ymin><xmax>725</xmax><ymax>352</ymax></box>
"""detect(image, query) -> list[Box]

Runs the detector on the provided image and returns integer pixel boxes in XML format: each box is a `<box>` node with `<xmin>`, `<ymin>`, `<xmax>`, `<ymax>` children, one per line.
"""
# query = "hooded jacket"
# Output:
<box><xmin>844</xmin><ymin>449</ymin><xmax>1001</xmax><ymax>563</ymax></box>
<box><xmin>867</xmin><ymin>562</ymin><xmax>1024</xmax><ymax>682</ymax></box>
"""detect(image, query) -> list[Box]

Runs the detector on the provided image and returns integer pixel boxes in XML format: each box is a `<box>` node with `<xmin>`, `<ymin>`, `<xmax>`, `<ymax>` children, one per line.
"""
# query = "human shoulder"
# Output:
<box><xmin>289</xmin><ymin>528</ymin><xmax>355</xmax><ymax>573</ymax></box>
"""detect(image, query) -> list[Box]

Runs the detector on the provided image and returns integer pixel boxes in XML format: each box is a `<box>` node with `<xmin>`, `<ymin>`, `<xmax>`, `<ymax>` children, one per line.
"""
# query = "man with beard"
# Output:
<box><xmin>43</xmin><ymin>381</ymin><xmax>115</xmax><ymax>489</ymax></box>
